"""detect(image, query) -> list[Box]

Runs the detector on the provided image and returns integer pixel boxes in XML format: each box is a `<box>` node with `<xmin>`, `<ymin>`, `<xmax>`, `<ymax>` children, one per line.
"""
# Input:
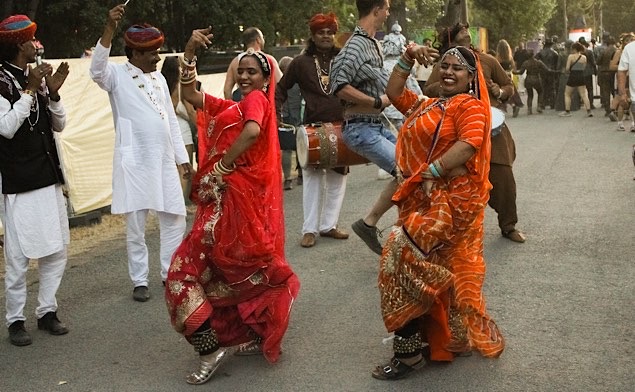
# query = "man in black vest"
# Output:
<box><xmin>0</xmin><ymin>15</ymin><xmax>70</xmax><ymax>346</ymax></box>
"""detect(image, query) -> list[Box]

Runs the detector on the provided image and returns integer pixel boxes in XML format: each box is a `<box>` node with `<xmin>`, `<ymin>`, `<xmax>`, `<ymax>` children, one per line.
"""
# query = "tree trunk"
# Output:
<box><xmin>435</xmin><ymin>0</ymin><xmax>462</xmax><ymax>32</ymax></box>
<box><xmin>386</xmin><ymin>0</ymin><xmax>406</xmax><ymax>36</ymax></box>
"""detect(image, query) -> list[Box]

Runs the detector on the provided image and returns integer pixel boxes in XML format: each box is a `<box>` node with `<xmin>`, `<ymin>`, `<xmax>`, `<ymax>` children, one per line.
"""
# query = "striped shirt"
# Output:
<box><xmin>330</xmin><ymin>26</ymin><xmax>389</xmax><ymax>103</ymax></box>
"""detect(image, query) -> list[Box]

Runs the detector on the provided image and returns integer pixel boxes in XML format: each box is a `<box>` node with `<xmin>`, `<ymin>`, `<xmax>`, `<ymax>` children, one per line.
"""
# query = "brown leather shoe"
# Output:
<box><xmin>502</xmin><ymin>229</ymin><xmax>526</xmax><ymax>243</ymax></box>
<box><xmin>300</xmin><ymin>233</ymin><xmax>316</xmax><ymax>248</ymax></box>
<box><xmin>319</xmin><ymin>228</ymin><xmax>349</xmax><ymax>240</ymax></box>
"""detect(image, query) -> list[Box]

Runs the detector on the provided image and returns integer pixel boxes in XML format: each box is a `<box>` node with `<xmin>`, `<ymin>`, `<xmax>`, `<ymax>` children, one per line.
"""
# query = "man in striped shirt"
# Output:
<box><xmin>331</xmin><ymin>0</ymin><xmax>436</xmax><ymax>255</ymax></box>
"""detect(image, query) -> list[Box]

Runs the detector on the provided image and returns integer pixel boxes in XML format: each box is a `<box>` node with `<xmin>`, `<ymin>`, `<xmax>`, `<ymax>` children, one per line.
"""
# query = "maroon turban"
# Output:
<box><xmin>0</xmin><ymin>15</ymin><xmax>37</xmax><ymax>44</ymax></box>
<box><xmin>124</xmin><ymin>24</ymin><xmax>164</xmax><ymax>51</ymax></box>
<box><xmin>308</xmin><ymin>12</ymin><xmax>338</xmax><ymax>34</ymax></box>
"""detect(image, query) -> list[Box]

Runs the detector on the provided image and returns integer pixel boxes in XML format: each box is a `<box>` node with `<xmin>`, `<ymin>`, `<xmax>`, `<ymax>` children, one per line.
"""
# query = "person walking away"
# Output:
<box><xmin>535</xmin><ymin>39</ymin><xmax>559</xmax><ymax>109</ymax></box>
<box><xmin>165</xmin><ymin>27</ymin><xmax>300</xmax><ymax>385</ymax></box>
<box><xmin>276</xmin><ymin>12</ymin><xmax>349</xmax><ymax>248</ymax></box>
<box><xmin>330</xmin><ymin>0</ymin><xmax>438</xmax><ymax>255</ymax></box>
<box><xmin>90</xmin><ymin>4</ymin><xmax>193</xmax><ymax>302</ymax></box>
<box><xmin>578</xmin><ymin>38</ymin><xmax>597</xmax><ymax>109</ymax></box>
<box><xmin>515</xmin><ymin>50</ymin><xmax>555</xmax><ymax>114</ymax></box>
<box><xmin>596</xmin><ymin>36</ymin><xmax>617</xmax><ymax>117</ymax></box>
<box><xmin>0</xmin><ymin>15</ymin><xmax>71</xmax><ymax>346</ymax></box>
<box><xmin>559</xmin><ymin>42</ymin><xmax>593</xmax><ymax>117</ymax></box>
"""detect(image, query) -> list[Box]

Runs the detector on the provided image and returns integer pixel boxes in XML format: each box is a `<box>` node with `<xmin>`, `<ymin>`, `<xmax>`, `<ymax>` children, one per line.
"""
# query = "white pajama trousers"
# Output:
<box><xmin>4</xmin><ymin>247</ymin><xmax>67</xmax><ymax>326</ymax></box>
<box><xmin>301</xmin><ymin>167</ymin><xmax>347</xmax><ymax>235</ymax></box>
<box><xmin>126</xmin><ymin>210</ymin><xmax>185</xmax><ymax>287</ymax></box>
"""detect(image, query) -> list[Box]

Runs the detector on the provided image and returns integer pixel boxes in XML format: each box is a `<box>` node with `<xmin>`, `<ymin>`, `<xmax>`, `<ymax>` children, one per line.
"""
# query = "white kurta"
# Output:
<box><xmin>0</xmin><ymin>68</ymin><xmax>69</xmax><ymax>259</ymax></box>
<box><xmin>89</xmin><ymin>42</ymin><xmax>188</xmax><ymax>215</ymax></box>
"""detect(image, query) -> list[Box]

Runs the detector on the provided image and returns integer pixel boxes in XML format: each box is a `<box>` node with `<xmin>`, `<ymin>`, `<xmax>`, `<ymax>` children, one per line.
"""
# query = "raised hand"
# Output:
<box><xmin>107</xmin><ymin>4</ymin><xmax>126</xmax><ymax>30</ymax></box>
<box><xmin>26</xmin><ymin>63</ymin><xmax>52</xmax><ymax>91</ymax></box>
<box><xmin>406</xmin><ymin>44</ymin><xmax>439</xmax><ymax>67</ymax></box>
<box><xmin>46</xmin><ymin>62</ymin><xmax>70</xmax><ymax>94</ymax></box>
<box><xmin>184</xmin><ymin>27</ymin><xmax>214</xmax><ymax>59</ymax></box>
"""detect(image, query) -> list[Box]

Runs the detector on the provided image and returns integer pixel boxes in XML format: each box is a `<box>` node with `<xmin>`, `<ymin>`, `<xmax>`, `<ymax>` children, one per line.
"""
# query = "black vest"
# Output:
<box><xmin>0</xmin><ymin>63</ymin><xmax>64</xmax><ymax>194</ymax></box>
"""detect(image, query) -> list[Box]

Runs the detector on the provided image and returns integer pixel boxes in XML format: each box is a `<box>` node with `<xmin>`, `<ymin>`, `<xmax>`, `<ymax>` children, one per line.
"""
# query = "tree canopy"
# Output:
<box><xmin>1</xmin><ymin>0</ymin><xmax>633</xmax><ymax>59</ymax></box>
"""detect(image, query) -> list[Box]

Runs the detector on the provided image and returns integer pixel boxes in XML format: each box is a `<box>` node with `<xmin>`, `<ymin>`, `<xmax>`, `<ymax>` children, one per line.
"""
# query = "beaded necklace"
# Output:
<box><xmin>313</xmin><ymin>55</ymin><xmax>333</xmax><ymax>95</ymax></box>
<box><xmin>1</xmin><ymin>63</ymin><xmax>40</xmax><ymax>131</ymax></box>
<box><xmin>125</xmin><ymin>63</ymin><xmax>165</xmax><ymax>120</ymax></box>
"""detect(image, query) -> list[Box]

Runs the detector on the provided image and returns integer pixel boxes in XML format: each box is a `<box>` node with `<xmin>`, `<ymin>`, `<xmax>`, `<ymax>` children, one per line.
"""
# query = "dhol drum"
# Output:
<box><xmin>296</xmin><ymin>122</ymin><xmax>369</xmax><ymax>169</ymax></box>
<box><xmin>491</xmin><ymin>107</ymin><xmax>506</xmax><ymax>137</ymax></box>
<box><xmin>278</xmin><ymin>124</ymin><xmax>296</xmax><ymax>151</ymax></box>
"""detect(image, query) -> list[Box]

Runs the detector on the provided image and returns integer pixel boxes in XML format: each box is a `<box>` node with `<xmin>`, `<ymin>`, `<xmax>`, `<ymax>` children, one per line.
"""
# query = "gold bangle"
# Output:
<box><xmin>23</xmin><ymin>89</ymin><xmax>36</xmax><ymax>98</ymax></box>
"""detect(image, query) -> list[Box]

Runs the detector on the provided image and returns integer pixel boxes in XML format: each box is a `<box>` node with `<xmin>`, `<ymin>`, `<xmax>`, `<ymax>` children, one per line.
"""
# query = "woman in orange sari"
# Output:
<box><xmin>372</xmin><ymin>46</ymin><xmax>504</xmax><ymax>380</ymax></box>
<box><xmin>164</xmin><ymin>28</ymin><xmax>300</xmax><ymax>385</ymax></box>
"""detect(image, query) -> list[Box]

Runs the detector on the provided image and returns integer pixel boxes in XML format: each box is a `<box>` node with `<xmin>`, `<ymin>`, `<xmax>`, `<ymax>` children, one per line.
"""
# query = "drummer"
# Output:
<box><xmin>424</xmin><ymin>23</ymin><xmax>526</xmax><ymax>243</ymax></box>
<box><xmin>275</xmin><ymin>12</ymin><xmax>349</xmax><ymax>248</ymax></box>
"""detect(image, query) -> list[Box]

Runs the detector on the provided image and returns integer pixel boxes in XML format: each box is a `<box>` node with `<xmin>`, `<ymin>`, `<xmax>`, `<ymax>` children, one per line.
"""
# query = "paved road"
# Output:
<box><xmin>1</xmin><ymin>106</ymin><xmax>634</xmax><ymax>392</ymax></box>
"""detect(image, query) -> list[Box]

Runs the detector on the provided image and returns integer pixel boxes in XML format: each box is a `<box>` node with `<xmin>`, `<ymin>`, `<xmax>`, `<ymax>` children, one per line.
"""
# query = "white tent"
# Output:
<box><xmin>0</xmin><ymin>55</ymin><xmax>227</xmax><ymax>235</ymax></box>
<box><xmin>52</xmin><ymin>55</ymin><xmax>226</xmax><ymax>215</ymax></box>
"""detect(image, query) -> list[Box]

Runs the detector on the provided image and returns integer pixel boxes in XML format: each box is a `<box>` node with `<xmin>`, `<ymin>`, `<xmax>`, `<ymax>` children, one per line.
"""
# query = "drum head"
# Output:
<box><xmin>491</xmin><ymin>107</ymin><xmax>505</xmax><ymax>137</ymax></box>
<box><xmin>296</xmin><ymin>125</ymin><xmax>309</xmax><ymax>169</ymax></box>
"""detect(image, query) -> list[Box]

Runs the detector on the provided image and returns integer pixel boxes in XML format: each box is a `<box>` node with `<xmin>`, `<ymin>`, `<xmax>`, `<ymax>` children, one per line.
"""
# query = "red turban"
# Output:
<box><xmin>0</xmin><ymin>15</ymin><xmax>37</xmax><ymax>44</ymax></box>
<box><xmin>308</xmin><ymin>12</ymin><xmax>338</xmax><ymax>34</ymax></box>
<box><xmin>124</xmin><ymin>24</ymin><xmax>164</xmax><ymax>51</ymax></box>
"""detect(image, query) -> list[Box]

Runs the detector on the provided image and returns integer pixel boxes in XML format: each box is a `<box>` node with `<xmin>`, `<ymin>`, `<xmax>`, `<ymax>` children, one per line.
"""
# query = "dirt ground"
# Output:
<box><xmin>0</xmin><ymin>212</ymin><xmax>160</xmax><ymax>280</ymax></box>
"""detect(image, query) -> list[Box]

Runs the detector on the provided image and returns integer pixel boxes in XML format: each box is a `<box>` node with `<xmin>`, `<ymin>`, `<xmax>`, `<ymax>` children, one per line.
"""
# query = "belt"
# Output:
<box><xmin>344</xmin><ymin>117</ymin><xmax>383</xmax><ymax>125</ymax></box>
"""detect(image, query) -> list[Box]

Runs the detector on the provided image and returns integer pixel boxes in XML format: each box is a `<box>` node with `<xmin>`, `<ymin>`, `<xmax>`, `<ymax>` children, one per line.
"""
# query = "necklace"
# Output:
<box><xmin>1</xmin><ymin>63</ymin><xmax>40</xmax><ymax>131</ymax></box>
<box><xmin>313</xmin><ymin>55</ymin><xmax>333</xmax><ymax>95</ymax></box>
<box><xmin>405</xmin><ymin>97</ymin><xmax>449</xmax><ymax>129</ymax></box>
<box><xmin>125</xmin><ymin>63</ymin><xmax>166</xmax><ymax>120</ymax></box>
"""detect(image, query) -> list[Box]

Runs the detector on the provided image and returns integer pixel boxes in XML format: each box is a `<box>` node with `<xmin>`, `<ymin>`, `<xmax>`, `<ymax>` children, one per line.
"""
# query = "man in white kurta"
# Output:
<box><xmin>0</xmin><ymin>14</ymin><xmax>70</xmax><ymax>346</ymax></box>
<box><xmin>90</xmin><ymin>5</ymin><xmax>193</xmax><ymax>302</ymax></box>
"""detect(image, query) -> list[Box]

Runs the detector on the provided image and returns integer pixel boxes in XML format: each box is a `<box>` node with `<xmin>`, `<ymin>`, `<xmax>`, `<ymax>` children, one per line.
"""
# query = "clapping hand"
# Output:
<box><xmin>46</xmin><ymin>62</ymin><xmax>70</xmax><ymax>94</ymax></box>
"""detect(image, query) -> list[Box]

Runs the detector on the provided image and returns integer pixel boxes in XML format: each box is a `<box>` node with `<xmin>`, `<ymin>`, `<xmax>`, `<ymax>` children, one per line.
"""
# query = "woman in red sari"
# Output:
<box><xmin>164</xmin><ymin>28</ymin><xmax>300</xmax><ymax>385</ymax></box>
<box><xmin>371</xmin><ymin>46</ymin><xmax>504</xmax><ymax>380</ymax></box>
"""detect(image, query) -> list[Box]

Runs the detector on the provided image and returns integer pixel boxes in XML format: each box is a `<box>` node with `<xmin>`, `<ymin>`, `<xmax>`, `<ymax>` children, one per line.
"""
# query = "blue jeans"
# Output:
<box><xmin>342</xmin><ymin>121</ymin><xmax>396</xmax><ymax>174</ymax></box>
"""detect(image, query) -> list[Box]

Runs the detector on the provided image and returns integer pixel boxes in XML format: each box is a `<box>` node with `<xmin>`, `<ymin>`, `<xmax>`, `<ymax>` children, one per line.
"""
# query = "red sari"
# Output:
<box><xmin>165</xmin><ymin>85</ymin><xmax>300</xmax><ymax>363</ymax></box>
<box><xmin>378</xmin><ymin>61</ymin><xmax>504</xmax><ymax>361</ymax></box>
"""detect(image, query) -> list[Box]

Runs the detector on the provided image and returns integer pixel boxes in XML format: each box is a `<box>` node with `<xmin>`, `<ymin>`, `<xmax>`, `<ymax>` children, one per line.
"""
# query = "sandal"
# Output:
<box><xmin>502</xmin><ymin>229</ymin><xmax>526</xmax><ymax>243</ymax></box>
<box><xmin>371</xmin><ymin>357</ymin><xmax>426</xmax><ymax>381</ymax></box>
<box><xmin>234</xmin><ymin>340</ymin><xmax>263</xmax><ymax>356</ymax></box>
<box><xmin>185</xmin><ymin>348</ymin><xmax>228</xmax><ymax>385</ymax></box>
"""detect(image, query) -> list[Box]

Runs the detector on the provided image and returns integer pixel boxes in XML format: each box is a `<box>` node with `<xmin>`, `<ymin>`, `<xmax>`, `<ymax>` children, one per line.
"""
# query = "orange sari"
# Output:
<box><xmin>378</xmin><ymin>67</ymin><xmax>504</xmax><ymax>361</ymax></box>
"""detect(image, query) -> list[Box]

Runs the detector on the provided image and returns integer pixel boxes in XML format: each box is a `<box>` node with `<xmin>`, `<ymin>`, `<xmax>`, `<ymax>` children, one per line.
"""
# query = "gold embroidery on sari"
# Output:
<box><xmin>174</xmin><ymin>286</ymin><xmax>207</xmax><ymax>331</ymax></box>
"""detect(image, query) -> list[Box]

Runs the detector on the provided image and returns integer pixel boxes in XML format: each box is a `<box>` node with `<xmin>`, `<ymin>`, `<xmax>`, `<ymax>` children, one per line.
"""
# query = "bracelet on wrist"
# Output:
<box><xmin>23</xmin><ymin>89</ymin><xmax>36</xmax><ymax>98</ymax></box>
<box><xmin>373</xmin><ymin>96</ymin><xmax>382</xmax><ymax>109</ymax></box>
<box><xmin>428</xmin><ymin>163</ymin><xmax>440</xmax><ymax>178</ymax></box>
<box><xmin>183</xmin><ymin>55</ymin><xmax>197</xmax><ymax>66</ymax></box>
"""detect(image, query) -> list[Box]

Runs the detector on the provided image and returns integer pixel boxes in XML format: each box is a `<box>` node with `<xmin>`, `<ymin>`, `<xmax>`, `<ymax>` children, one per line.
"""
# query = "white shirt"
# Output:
<box><xmin>0</xmin><ymin>65</ymin><xmax>69</xmax><ymax>258</ymax></box>
<box><xmin>618</xmin><ymin>41</ymin><xmax>635</xmax><ymax>100</ymax></box>
<box><xmin>90</xmin><ymin>42</ymin><xmax>188</xmax><ymax>215</ymax></box>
